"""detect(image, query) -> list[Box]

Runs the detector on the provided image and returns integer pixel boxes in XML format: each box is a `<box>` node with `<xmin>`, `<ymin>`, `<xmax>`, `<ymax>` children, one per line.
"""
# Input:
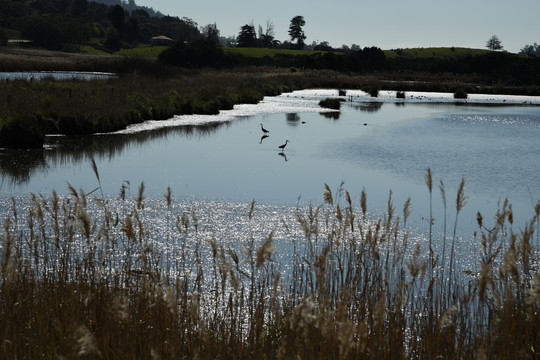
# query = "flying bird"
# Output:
<box><xmin>260</xmin><ymin>123</ymin><xmax>270</xmax><ymax>134</ymax></box>
<box><xmin>278</xmin><ymin>140</ymin><xmax>289</xmax><ymax>151</ymax></box>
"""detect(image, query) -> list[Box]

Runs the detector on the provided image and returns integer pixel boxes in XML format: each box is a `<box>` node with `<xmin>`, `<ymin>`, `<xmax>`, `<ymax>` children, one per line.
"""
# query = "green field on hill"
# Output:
<box><xmin>102</xmin><ymin>45</ymin><xmax>491</xmax><ymax>60</ymax></box>
<box><xmin>111</xmin><ymin>45</ymin><xmax>491</xmax><ymax>60</ymax></box>
<box><xmin>222</xmin><ymin>47</ymin><xmax>334</xmax><ymax>58</ymax></box>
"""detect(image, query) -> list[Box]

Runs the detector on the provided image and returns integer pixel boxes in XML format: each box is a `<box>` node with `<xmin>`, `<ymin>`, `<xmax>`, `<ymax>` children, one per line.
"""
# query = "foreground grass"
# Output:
<box><xmin>1</xmin><ymin>166</ymin><xmax>539</xmax><ymax>359</ymax></box>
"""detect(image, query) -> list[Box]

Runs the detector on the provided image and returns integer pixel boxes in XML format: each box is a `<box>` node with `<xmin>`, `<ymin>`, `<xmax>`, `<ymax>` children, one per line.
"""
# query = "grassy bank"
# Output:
<box><xmin>0</xmin><ymin>167</ymin><xmax>539</xmax><ymax>359</ymax></box>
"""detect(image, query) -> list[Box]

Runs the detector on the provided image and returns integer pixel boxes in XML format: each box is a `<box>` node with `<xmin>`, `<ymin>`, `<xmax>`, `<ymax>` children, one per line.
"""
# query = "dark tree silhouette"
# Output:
<box><xmin>486</xmin><ymin>35</ymin><xmax>503</xmax><ymax>51</ymax></box>
<box><xmin>237</xmin><ymin>24</ymin><xmax>256</xmax><ymax>47</ymax></box>
<box><xmin>519</xmin><ymin>43</ymin><xmax>540</xmax><ymax>57</ymax></box>
<box><xmin>107</xmin><ymin>4</ymin><xmax>125</xmax><ymax>33</ymax></box>
<box><xmin>258</xmin><ymin>21</ymin><xmax>279</xmax><ymax>48</ymax></box>
<box><xmin>201</xmin><ymin>23</ymin><xmax>220</xmax><ymax>44</ymax></box>
<box><xmin>288</xmin><ymin>15</ymin><xmax>306</xmax><ymax>50</ymax></box>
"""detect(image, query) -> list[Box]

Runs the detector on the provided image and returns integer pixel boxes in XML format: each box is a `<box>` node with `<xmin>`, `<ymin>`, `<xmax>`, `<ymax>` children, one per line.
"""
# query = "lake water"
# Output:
<box><xmin>1</xmin><ymin>89</ymin><xmax>540</xmax><ymax>268</ymax></box>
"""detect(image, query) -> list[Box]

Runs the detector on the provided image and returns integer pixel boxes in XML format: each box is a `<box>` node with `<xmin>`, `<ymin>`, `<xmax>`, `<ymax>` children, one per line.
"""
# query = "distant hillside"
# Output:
<box><xmin>91</xmin><ymin>0</ymin><xmax>164</xmax><ymax>18</ymax></box>
<box><xmin>0</xmin><ymin>0</ymin><xmax>200</xmax><ymax>52</ymax></box>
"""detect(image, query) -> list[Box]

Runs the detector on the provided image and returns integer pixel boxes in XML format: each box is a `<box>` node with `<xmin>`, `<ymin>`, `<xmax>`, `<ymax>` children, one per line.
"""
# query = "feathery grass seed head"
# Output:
<box><xmin>425</xmin><ymin>167</ymin><xmax>433</xmax><ymax>194</ymax></box>
<box><xmin>256</xmin><ymin>230</ymin><xmax>275</xmax><ymax>268</ymax></box>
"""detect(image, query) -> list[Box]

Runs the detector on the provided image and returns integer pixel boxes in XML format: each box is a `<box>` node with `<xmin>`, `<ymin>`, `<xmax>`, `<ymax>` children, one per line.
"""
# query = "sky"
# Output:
<box><xmin>137</xmin><ymin>0</ymin><xmax>539</xmax><ymax>53</ymax></box>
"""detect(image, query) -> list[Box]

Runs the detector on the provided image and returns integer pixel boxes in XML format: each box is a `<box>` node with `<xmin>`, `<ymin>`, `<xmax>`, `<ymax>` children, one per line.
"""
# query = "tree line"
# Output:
<box><xmin>1</xmin><ymin>0</ymin><xmax>539</xmax><ymax>87</ymax></box>
<box><xmin>157</xmin><ymin>39</ymin><xmax>388</xmax><ymax>73</ymax></box>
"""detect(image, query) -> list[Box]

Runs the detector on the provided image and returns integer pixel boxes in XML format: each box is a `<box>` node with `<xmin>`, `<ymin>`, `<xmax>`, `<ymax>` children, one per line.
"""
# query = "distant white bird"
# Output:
<box><xmin>278</xmin><ymin>140</ymin><xmax>289</xmax><ymax>151</ymax></box>
<box><xmin>260</xmin><ymin>123</ymin><xmax>270</xmax><ymax>134</ymax></box>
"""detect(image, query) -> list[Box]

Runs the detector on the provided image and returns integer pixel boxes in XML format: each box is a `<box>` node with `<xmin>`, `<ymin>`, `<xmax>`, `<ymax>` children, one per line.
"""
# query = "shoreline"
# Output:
<box><xmin>345</xmin><ymin>89</ymin><xmax>540</xmax><ymax>105</ymax></box>
<box><xmin>104</xmin><ymin>88</ymin><xmax>540</xmax><ymax>135</ymax></box>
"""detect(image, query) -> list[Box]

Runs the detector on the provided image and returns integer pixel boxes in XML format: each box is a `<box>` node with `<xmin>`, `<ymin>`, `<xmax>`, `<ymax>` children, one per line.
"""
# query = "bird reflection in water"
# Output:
<box><xmin>278</xmin><ymin>152</ymin><xmax>288</xmax><ymax>161</ymax></box>
<box><xmin>259</xmin><ymin>134</ymin><xmax>269</xmax><ymax>144</ymax></box>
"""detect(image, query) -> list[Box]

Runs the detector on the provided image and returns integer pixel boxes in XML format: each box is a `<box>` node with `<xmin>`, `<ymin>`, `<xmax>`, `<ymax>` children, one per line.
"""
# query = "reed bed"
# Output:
<box><xmin>1</xmin><ymin>165</ymin><xmax>539</xmax><ymax>359</ymax></box>
<box><xmin>0</xmin><ymin>63</ymin><xmax>376</xmax><ymax>139</ymax></box>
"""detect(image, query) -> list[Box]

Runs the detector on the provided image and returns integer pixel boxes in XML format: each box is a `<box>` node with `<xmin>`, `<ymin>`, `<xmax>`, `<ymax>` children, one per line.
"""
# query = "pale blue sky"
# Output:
<box><xmin>139</xmin><ymin>0</ymin><xmax>539</xmax><ymax>53</ymax></box>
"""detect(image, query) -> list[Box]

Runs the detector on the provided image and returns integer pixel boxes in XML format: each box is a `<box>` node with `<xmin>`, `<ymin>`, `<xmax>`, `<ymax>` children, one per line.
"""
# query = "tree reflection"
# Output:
<box><xmin>0</xmin><ymin>122</ymin><xmax>224</xmax><ymax>186</ymax></box>
<box><xmin>320</xmin><ymin>112</ymin><xmax>340</xmax><ymax>120</ymax></box>
<box><xmin>286</xmin><ymin>113</ymin><xmax>300</xmax><ymax>125</ymax></box>
<box><xmin>0</xmin><ymin>148</ymin><xmax>47</xmax><ymax>187</ymax></box>
<box><xmin>350</xmin><ymin>102</ymin><xmax>383</xmax><ymax>113</ymax></box>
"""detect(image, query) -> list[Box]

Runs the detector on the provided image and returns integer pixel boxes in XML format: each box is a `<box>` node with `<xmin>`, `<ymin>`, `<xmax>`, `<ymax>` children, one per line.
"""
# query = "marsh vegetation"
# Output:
<box><xmin>1</xmin><ymin>163</ymin><xmax>539</xmax><ymax>359</ymax></box>
<box><xmin>2</xmin><ymin>44</ymin><xmax>540</xmax><ymax>148</ymax></box>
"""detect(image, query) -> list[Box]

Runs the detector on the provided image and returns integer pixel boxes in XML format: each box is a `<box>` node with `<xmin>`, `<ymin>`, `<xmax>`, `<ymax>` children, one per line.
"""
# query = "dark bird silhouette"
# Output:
<box><xmin>278</xmin><ymin>152</ymin><xmax>288</xmax><ymax>161</ymax></box>
<box><xmin>260</xmin><ymin>123</ymin><xmax>270</xmax><ymax>134</ymax></box>
<box><xmin>278</xmin><ymin>140</ymin><xmax>289</xmax><ymax>151</ymax></box>
<box><xmin>259</xmin><ymin>134</ymin><xmax>269</xmax><ymax>144</ymax></box>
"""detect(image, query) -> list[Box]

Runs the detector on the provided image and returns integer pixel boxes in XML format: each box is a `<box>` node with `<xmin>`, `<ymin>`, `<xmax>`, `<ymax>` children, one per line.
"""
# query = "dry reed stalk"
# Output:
<box><xmin>449</xmin><ymin>177</ymin><xmax>467</xmax><ymax>299</ymax></box>
<box><xmin>425</xmin><ymin>167</ymin><xmax>434</xmax><ymax>275</ymax></box>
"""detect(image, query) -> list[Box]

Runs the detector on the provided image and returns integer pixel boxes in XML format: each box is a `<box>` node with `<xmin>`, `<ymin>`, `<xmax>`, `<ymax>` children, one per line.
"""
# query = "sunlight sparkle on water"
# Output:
<box><xmin>113</xmin><ymin>89</ymin><xmax>340</xmax><ymax>134</ymax></box>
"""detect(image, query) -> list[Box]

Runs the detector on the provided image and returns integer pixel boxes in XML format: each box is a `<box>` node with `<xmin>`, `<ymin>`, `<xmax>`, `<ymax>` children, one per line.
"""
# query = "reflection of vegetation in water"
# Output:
<box><xmin>1</xmin><ymin>167</ymin><xmax>539</xmax><ymax>358</ymax></box>
<box><xmin>45</xmin><ymin>122</ymin><xmax>223</xmax><ymax>163</ymax></box>
<box><xmin>0</xmin><ymin>148</ymin><xmax>47</xmax><ymax>186</ymax></box>
<box><xmin>350</xmin><ymin>101</ymin><xmax>384</xmax><ymax>113</ymax></box>
<box><xmin>3</xmin><ymin>122</ymin><xmax>224</xmax><ymax>185</ymax></box>
<box><xmin>286</xmin><ymin>113</ymin><xmax>302</xmax><ymax>127</ymax></box>
<box><xmin>320</xmin><ymin>111</ymin><xmax>340</xmax><ymax>120</ymax></box>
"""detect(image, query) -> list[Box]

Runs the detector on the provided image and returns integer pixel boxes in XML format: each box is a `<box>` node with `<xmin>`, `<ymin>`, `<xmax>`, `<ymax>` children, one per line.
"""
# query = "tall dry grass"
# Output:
<box><xmin>0</xmin><ymin>166</ymin><xmax>539</xmax><ymax>359</ymax></box>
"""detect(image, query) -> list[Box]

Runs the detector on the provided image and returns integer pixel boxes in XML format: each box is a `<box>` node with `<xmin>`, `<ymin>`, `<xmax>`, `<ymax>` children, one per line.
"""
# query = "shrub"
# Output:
<box><xmin>158</xmin><ymin>39</ymin><xmax>224</xmax><ymax>68</ymax></box>
<box><xmin>396</xmin><ymin>91</ymin><xmax>406</xmax><ymax>99</ymax></box>
<box><xmin>319</xmin><ymin>97</ymin><xmax>341</xmax><ymax>110</ymax></box>
<box><xmin>369</xmin><ymin>86</ymin><xmax>379</xmax><ymax>97</ymax></box>
<box><xmin>454</xmin><ymin>88</ymin><xmax>468</xmax><ymax>99</ymax></box>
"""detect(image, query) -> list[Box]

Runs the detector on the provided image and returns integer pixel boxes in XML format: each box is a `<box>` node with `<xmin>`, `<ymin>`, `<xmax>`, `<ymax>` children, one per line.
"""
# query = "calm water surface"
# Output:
<box><xmin>1</xmin><ymin>90</ymin><xmax>539</xmax><ymax>245</ymax></box>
